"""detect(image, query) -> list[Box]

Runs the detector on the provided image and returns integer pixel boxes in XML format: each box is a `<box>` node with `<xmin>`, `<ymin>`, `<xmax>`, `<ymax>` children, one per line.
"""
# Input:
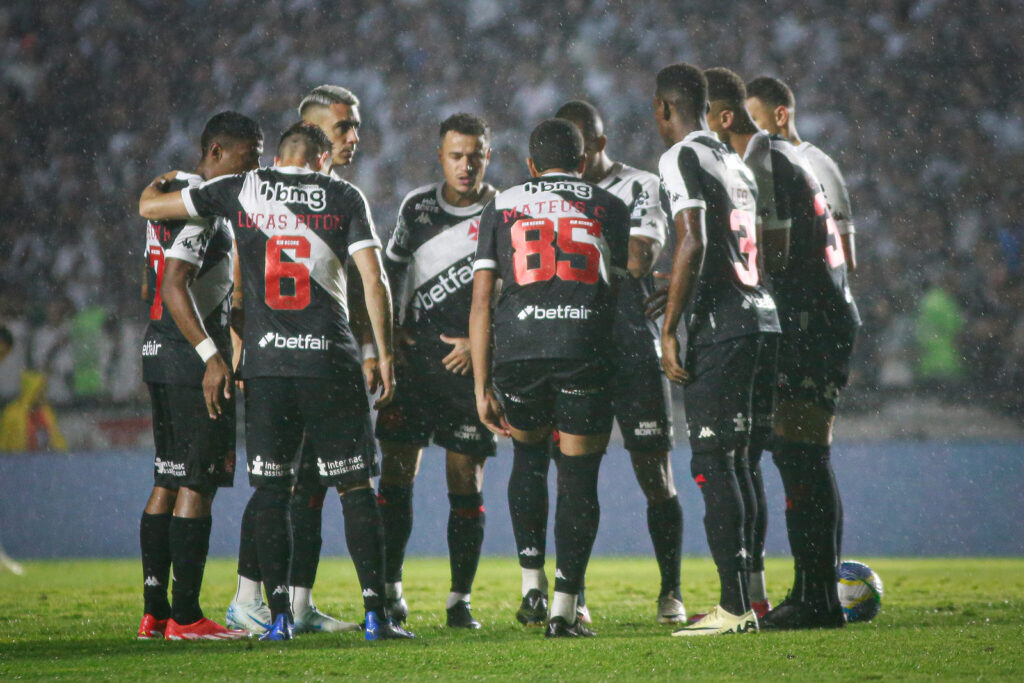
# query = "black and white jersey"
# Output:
<box><xmin>797</xmin><ymin>141</ymin><xmax>855</xmax><ymax>236</ymax></box>
<box><xmin>766</xmin><ymin>137</ymin><xmax>860</xmax><ymax>328</ymax></box>
<box><xmin>473</xmin><ymin>173</ymin><xmax>631</xmax><ymax>363</ymax></box>
<box><xmin>742</xmin><ymin>131</ymin><xmax>792</xmax><ymax>238</ymax></box>
<box><xmin>597</xmin><ymin>163</ymin><xmax>670</xmax><ymax>356</ymax></box>
<box><xmin>142</xmin><ymin>172</ymin><xmax>233</xmax><ymax>386</ymax></box>
<box><xmin>658</xmin><ymin>130</ymin><xmax>780</xmax><ymax>345</ymax></box>
<box><xmin>385</xmin><ymin>182</ymin><xmax>496</xmax><ymax>354</ymax></box>
<box><xmin>182</xmin><ymin>166</ymin><xmax>382</xmax><ymax>379</ymax></box>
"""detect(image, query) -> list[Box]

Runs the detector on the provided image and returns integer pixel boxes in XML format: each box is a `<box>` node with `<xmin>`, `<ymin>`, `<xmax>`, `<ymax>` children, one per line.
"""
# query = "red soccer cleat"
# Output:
<box><xmin>164</xmin><ymin>617</ymin><xmax>250</xmax><ymax>640</ymax></box>
<box><xmin>138</xmin><ymin>613</ymin><xmax>169</xmax><ymax>640</ymax></box>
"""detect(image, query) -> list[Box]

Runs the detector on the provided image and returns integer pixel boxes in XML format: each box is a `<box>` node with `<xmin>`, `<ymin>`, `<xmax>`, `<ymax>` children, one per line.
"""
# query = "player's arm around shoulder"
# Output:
<box><xmin>139</xmin><ymin>171</ymin><xmax>187</xmax><ymax>220</ymax></box>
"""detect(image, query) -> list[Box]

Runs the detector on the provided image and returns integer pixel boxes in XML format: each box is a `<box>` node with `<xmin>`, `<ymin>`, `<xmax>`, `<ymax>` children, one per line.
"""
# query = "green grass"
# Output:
<box><xmin>0</xmin><ymin>557</ymin><xmax>1021</xmax><ymax>680</ymax></box>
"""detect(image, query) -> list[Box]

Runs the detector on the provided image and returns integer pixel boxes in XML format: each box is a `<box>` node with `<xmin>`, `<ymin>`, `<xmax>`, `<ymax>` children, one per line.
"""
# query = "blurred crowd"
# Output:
<box><xmin>1</xmin><ymin>0</ymin><xmax>1021</xmax><ymax>416</ymax></box>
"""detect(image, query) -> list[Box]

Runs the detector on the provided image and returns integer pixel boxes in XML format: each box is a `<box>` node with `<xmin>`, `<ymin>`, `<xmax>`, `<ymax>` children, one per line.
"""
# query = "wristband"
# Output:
<box><xmin>195</xmin><ymin>337</ymin><xmax>218</xmax><ymax>363</ymax></box>
<box><xmin>361</xmin><ymin>343</ymin><xmax>378</xmax><ymax>361</ymax></box>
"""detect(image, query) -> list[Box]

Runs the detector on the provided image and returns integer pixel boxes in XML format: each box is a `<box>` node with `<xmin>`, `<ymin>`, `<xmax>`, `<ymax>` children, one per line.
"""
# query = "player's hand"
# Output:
<box><xmin>476</xmin><ymin>388</ymin><xmax>510</xmax><ymax>437</ymax></box>
<box><xmin>661</xmin><ymin>333</ymin><xmax>692</xmax><ymax>385</ymax></box>
<box><xmin>644</xmin><ymin>273</ymin><xmax>671</xmax><ymax>320</ymax></box>
<box><xmin>440</xmin><ymin>334</ymin><xmax>472</xmax><ymax>375</ymax></box>
<box><xmin>150</xmin><ymin>170</ymin><xmax>180</xmax><ymax>192</ymax></box>
<box><xmin>202</xmin><ymin>354</ymin><xmax>233</xmax><ymax>418</ymax></box>
<box><xmin>363</xmin><ymin>356</ymin><xmax>382</xmax><ymax>394</ymax></box>
<box><xmin>373</xmin><ymin>354</ymin><xmax>396</xmax><ymax>409</ymax></box>
<box><xmin>394</xmin><ymin>327</ymin><xmax>415</xmax><ymax>366</ymax></box>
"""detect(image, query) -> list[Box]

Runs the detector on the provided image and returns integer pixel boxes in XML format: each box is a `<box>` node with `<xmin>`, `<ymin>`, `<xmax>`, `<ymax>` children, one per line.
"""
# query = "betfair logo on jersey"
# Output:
<box><xmin>414</xmin><ymin>265</ymin><xmax>473</xmax><ymax>311</ymax></box>
<box><xmin>141</xmin><ymin>340</ymin><xmax>162</xmax><ymax>356</ymax></box>
<box><xmin>517</xmin><ymin>305</ymin><xmax>592</xmax><ymax>321</ymax></box>
<box><xmin>523</xmin><ymin>179</ymin><xmax>592</xmax><ymax>199</ymax></box>
<box><xmin>259</xmin><ymin>181</ymin><xmax>327</xmax><ymax>211</ymax></box>
<box><xmin>258</xmin><ymin>331</ymin><xmax>331</xmax><ymax>350</ymax></box>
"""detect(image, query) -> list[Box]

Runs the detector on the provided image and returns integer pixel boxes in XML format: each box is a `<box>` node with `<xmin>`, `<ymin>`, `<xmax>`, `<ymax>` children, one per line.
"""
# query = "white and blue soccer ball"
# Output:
<box><xmin>837</xmin><ymin>560</ymin><xmax>884</xmax><ymax>622</ymax></box>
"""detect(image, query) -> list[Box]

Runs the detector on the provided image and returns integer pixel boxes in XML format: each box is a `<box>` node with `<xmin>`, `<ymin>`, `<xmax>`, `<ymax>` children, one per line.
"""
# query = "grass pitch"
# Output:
<box><xmin>0</xmin><ymin>556</ymin><xmax>1021</xmax><ymax>680</ymax></box>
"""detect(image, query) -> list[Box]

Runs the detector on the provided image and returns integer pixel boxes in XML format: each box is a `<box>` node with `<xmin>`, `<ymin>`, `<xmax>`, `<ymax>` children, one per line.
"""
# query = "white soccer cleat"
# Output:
<box><xmin>671</xmin><ymin>605</ymin><xmax>757</xmax><ymax>636</ymax></box>
<box><xmin>657</xmin><ymin>594</ymin><xmax>687</xmax><ymax>625</ymax></box>
<box><xmin>293</xmin><ymin>604</ymin><xmax>360</xmax><ymax>633</ymax></box>
<box><xmin>0</xmin><ymin>551</ymin><xmax>24</xmax><ymax>576</ymax></box>
<box><xmin>225</xmin><ymin>599</ymin><xmax>272</xmax><ymax>635</ymax></box>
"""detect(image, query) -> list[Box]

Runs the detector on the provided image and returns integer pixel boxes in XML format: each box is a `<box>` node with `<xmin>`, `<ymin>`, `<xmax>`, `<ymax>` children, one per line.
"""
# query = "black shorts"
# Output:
<box><xmin>611</xmin><ymin>346</ymin><xmax>673</xmax><ymax>452</ymax></box>
<box><xmin>750</xmin><ymin>334</ymin><xmax>779</xmax><ymax>451</ymax></box>
<box><xmin>244</xmin><ymin>374</ymin><xmax>378</xmax><ymax>489</ymax></box>
<box><xmin>148</xmin><ymin>382</ymin><xmax>236</xmax><ymax>490</ymax></box>
<box><xmin>493</xmin><ymin>359</ymin><xmax>613</xmax><ymax>435</ymax></box>
<box><xmin>375</xmin><ymin>359</ymin><xmax>496</xmax><ymax>458</ymax></box>
<box><xmin>682</xmin><ymin>335</ymin><xmax>761</xmax><ymax>454</ymax></box>
<box><xmin>777</xmin><ymin>317</ymin><xmax>856</xmax><ymax>415</ymax></box>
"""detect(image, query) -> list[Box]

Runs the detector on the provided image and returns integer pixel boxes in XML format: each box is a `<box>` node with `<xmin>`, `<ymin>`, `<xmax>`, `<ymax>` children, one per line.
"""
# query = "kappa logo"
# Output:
<box><xmin>524</xmin><ymin>179</ymin><xmax>592</xmax><ymax>199</ymax></box>
<box><xmin>698</xmin><ymin>426</ymin><xmax>716</xmax><ymax>439</ymax></box>
<box><xmin>362</xmin><ymin>588</ymin><xmax>378</xmax><ymax>598</ymax></box>
<box><xmin>415</xmin><ymin>212</ymin><xmax>432</xmax><ymax>224</ymax></box>
<box><xmin>144</xmin><ymin>576</ymin><xmax>161</xmax><ymax>587</ymax></box>
<box><xmin>272</xmin><ymin>585</ymin><xmax>288</xmax><ymax>596</ymax></box>
<box><xmin>519</xmin><ymin>547</ymin><xmax>541</xmax><ymax>557</ymax></box>
<box><xmin>555</xmin><ymin>569</ymin><xmax>567</xmax><ymax>581</ymax></box>
<box><xmin>259</xmin><ymin>181</ymin><xmax>326</xmax><ymax>211</ymax></box>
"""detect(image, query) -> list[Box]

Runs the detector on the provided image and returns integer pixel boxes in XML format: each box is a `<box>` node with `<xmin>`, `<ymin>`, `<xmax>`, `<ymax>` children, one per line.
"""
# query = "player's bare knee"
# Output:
<box><xmin>446</xmin><ymin>451</ymin><xmax>486</xmax><ymax>495</ymax></box>
<box><xmin>559</xmin><ymin>432</ymin><xmax>610</xmax><ymax>456</ymax></box>
<box><xmin>379</xmin><ymin>441</ymin><xmax>422</xmax><ymax>486</ymax></box>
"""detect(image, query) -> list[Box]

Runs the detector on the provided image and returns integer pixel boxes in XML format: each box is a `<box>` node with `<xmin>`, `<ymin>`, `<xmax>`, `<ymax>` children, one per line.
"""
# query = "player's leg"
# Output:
<box><xmin>443</xmin><ymin>450</ymin><xmax>487</xmax><ymax>628</ymax></box>
<box><xmin>227</xmin><ymin>486</ymin><xmax>269</xmax><ymax>634</ymax></box>
<box><xmin>376</xmin><ymin>441</ymin><xmax>422</xmax><ymax>621</ymax></box>
<box><xmin>744</xmin><ymin>334</ymin><xmax>777</xmax><ymax>616</ymax></box>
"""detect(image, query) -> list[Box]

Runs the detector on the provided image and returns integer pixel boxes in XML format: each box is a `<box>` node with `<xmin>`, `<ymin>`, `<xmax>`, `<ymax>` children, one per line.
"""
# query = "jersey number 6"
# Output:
<box><xmin>511</xmin><ymin>217</ymin><xmax>602</xmax><ymax>285</ymax></box>
<box><xmin>265</xmin><ymin>235</ymin><xmax>311</xmax><ymax>310</ymax></box>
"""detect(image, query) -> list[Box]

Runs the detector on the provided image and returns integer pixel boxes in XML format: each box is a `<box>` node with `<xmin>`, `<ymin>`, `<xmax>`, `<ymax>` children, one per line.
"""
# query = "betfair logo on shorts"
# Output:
<box><xmin>517</xmin><ymin>305</ymin><xmax>592</xmax><ymax>321</ymax></box>
<box><xmin>259</xmin><ymin>181</ymin><xmax>326</xmax><ymax>211</ymax></box>
<box><xmin>258</xmin><ymin>331</ymin><xmax>331</xmax><ymax>350</ymax></box>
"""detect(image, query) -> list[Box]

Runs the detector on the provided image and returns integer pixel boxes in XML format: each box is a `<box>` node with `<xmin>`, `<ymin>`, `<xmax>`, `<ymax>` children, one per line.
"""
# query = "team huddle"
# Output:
<box><xmin>135</xmin><ymin>61</ymin><xmax>859</xmax><ymax>641</ymax></box>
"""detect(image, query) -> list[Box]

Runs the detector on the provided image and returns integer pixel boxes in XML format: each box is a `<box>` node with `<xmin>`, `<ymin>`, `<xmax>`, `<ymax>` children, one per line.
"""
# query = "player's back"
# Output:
<box><xmin>659</xmin><ymin>131</ymin><xmax>779</xmax><ymax>345</ymax></box>
<box><xmin>142</xmin><ymin>171</ymin><xmax>233</xmax><ymax>386</ymax></box>
<box><xmin>796</xmin><ymin>141</ymin><xmax>854</xmax><ymax>235</ymax></box>
<box><xmin>474</xmin><ymin>173</ymin><xmax>631</xmax><ymax>363</ymax></box>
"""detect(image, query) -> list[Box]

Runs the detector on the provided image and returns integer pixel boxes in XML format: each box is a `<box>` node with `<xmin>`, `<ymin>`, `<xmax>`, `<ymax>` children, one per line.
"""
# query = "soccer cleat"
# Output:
<box><xmin>385</xmin><ymin>596</ymin><xmax>409</xmax><ymax>624</ymax></box>
<box><xmin>671</xmin><ymin>605</ymin><xmax>758</xmax><ymax>637</ymax></box>
<box><xmin>226</xmin><ymin>599</ymin><xmax>272</xmax><ymax>635</ymax></box>
<box><xmin>294</xmin><ymin>604</ymin><xmax>360</xmax><ymax>633</ymax></box>
<box><xmin>446</xmin><ymin>601</ymin><xmax>481</xmax><ymax>629</ymax></box>
<box><xmin>657</xmin><ymin>593</ymin><xmax>687</xmax><ymax>625</ymax></box>
<box><xmin>760</xmin><ymin>599</ymin><xmax>845</xmax><ymax>630</ymax></box>
<box><xmin>515</xmin><ymin>589</ymin><xmax>548</xmax><ymax>626</ymax></box>
<box><xmin>137</xmin><ymin>613</ymin><xmax>168</xmax><ymax>640</ymax></box>
<box><xmin>364</xmin><ymin>611</ymin><xmax>416</xmax><ymax>640</ymax></box>
<box><xmin>165</xmin><ymin>617</ymin><xmax>250</xmax><ymax>640</ymax></box>
<box><xmin>258</xmin><ymin>613</ymin><xmax>294</xmax><ymax>641</ymax></box>
<box><xmin>544</xmin><ymin>616</ymin><xmax>596</xmax><ymax>638</ymax></box>
<box><xmin>576</xmin><ymin>589</ymin><xmax>593</xmax><ymax>625</ymax></box>
<box><xmin>751</xmin><ymin>599</ymin><xmax>772</xmax><ymax>620</ymax></box>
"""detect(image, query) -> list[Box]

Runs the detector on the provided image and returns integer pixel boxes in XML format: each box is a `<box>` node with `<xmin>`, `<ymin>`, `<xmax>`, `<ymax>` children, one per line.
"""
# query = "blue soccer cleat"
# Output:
<box><xmin>258</xmin><ymin>612</ymin><xmax>294</xmax><ymax>641</ymax></box>
<box><xmin>364</xmin><ymin>611</ymin><xmax>415</xmax><ymax>641</ymax></box>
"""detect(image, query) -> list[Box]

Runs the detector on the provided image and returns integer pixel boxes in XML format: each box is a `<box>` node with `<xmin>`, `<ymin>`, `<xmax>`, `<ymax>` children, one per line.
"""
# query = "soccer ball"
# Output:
<box><xmin>837</xmin><ymin>560</ymin><xmax>884</xmax><ymax>623</ymax></box>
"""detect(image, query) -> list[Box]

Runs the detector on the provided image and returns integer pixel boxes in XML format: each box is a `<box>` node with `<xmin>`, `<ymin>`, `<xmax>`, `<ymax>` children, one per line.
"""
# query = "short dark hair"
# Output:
<box><xmin>439</xmin><ymin>113</ymin><xmax>490</xmax><ymax>142</ymax></box>
<box><xmin>655</xmin><ymin>63</ymin><xmax>707</xmax><ymax>120</ymax></box>
<box><xmin>529</xmin><ymin>118</ymin><xmax>584</xmax><ymax>173</ymax></box>
<box><xmin>705</xmin><ymin>67</ymin><xmax>747</xmax><ymax>113</ymax></box>
<box><xmin>554</xmin><ymin>100</ymin><xmax>604</xmax><ymax>143</ymax></box>
<box><xmin>200</xmin><ymin>111</ymin><xmax>263</xmax><ymax>155</ymax></box>
<box><xmin>746</xmin><ymin>76</ymin><xmax>795</xmax><ymax>110</ymax></box>
<box><xmin>277</xmin><ymin>121</ymin><xmax>331</xmax><ymax>164</ymax></box>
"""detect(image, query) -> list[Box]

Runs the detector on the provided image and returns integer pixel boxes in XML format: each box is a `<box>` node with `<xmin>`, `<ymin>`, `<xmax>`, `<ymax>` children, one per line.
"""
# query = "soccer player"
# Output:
<box><xmin>501</xmin><ymin>100</ymin><xmax>683</xmax><ymax>627</ymax></box>
<box><xmin>299</xmin><ymin>85</ymin><xmax>361</xmax><ymax>178</ymax></box>
<box><xmin>374</xmin><ymin>113</ymin><xmax>498</xmax><ymax>629</ymax></box>
<box><xmin>139</xmin><ymin>122</ymin><xmax>414</xmax><ymax>641</ymax></box>
<box><xmin>137</xmin><ymin>111</ymin><xmax>262</xmax><ymax>641</ymax></box>
<box><xmin>470</xmin><ymin>118</ymin><xmax>632</xmax><ymax>638</ymax></box>
<box><xmin>653</xmin><ymin>63</ymin><xmax>780</xmax><ymax>636</ymax></box>
<box><xmin>745</xmin><ymin>76</ymin><xmax>861</xmax><ymax>629</ymax></box>
<box><xmin>745</xmin><ymin>77</ymin><xmax>857</xmax><ymax>272</ymax></box>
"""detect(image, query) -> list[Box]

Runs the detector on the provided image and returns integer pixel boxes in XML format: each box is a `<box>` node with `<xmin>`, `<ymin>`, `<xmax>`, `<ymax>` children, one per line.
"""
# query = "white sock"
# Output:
<box><xmin>748</xmin><ymin>571</ymin><xmax>767</xmax><ymax>603</ymax></box>
<box><xmin>290</xmin><ymin>586</ymin><xmax>313</xmax><ymax>612</ymax></box>
<box><xmin>386</xmin><ymin>581</ymin><xmax>403</xmax><ymax>600</ymax></box>
<box><xmin>521</xmin><ymin>568</ymin><xmax>548</xmax><ymax>597</ymax></box>
<box><xmin>234</xmin><ymin>575</ymin><xmax>262</xmax><ymax>603</ymax></box>
<box><xmin>550</xmin><ymin>591</ymin><xmax>576</xmax><ymax>621</ymax></box>
<box><xmin>446</xmin><ymin>591</ymin><xmax>470</xmax><ymax>609</ymax></box>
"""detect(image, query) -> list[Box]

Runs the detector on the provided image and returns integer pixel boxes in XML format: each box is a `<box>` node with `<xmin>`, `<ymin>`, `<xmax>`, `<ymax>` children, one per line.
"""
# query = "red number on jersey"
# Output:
<box><xmin>511</xmin><ymin>216</ymin><xmax>603</xmax><ymax>285</ymax></box>
<box><xmin>729</xmin><ymin>209</ymin><xmax>759</xmax><ymax>286</ymax></box>
<box><xmin>148</xmin><ymin>244</ymin><xmax>165</xmax><ymax>320</ymax></box>
<box><xmin>814</xmin><ymin>192</ymin><xmax>846</xmax><ymax>268</ymax></box>
<box><xmin>265</xmin><ymin>235</ymin><xmax>312</xmax><ymax>310</ymax></box>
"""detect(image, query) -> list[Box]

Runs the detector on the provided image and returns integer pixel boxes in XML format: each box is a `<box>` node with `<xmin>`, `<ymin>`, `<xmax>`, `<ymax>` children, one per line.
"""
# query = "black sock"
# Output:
<box><xmin>249</xmin><ymin>487</ymin><xmax>292</xmax><ymax>620</ymax></box>
<box><xmin>448</xmin><ymin>493</ymin><xmax>485</xmax><ymax>595</ymax></box>
<box><xmin>237</xmin><ymin>495</ymin><xmax>261</xmax><ymax>583</ymax></box>
<box><xmin>508</xmin><ymin>439</ymin><xmax>550</xmax><ymax>570</ymax></box>
<box><xmin>377</xmin><ymin>484</ymin><xmax>413</xmax><ymax>584</ymax></box>
<box><xmin>553</xmin><ymin>451</ymin><xmax>603</xmax><ymax>595</ymax></box>
<box><xmin>169</xmin><ymin>516</ymin><xmax>212</xmax><ymax>624</ymax></box>
<box><xmin>647</xmin><ymin>495</ymin><xmax>683</xmax><ymax>597</ymax></box>
<box><xmin>289</xmin><ymin>485</ymin><xmax>326</xmax><ymax>588</ymax></box>
<box><xmin>340</xmin><ymin>487</ymin><xmax>386</xmax><ymax>614</ymax></box>
<box><xmin>748</xmin><ymin>447</ymin><xmax>769</xmax><ymax>574</ymax></box>
<box><xmin>691</xmin><ymin>451</ymin><xmax>749</xmax><ymax>615</ymax></box>
<box><xmin>140</xmin><ymin>511</ymin><xmax>172</xmax><ymax>619</ymax></box>
<box><xmin>735</xmin><ymin>448</ymin><xmax>757</xmax><ymax>575</ymax></box>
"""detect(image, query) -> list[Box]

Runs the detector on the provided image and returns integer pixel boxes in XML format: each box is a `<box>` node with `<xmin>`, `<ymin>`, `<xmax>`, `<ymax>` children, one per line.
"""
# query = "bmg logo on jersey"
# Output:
<box><xmin>523</xmin><ymin>179</ymin><xmax>592</xmax><ymax>199</ymax></box>
<box><xmin>259</xmin><ymin>181</ymin><xmax>327</xmax><ymax>211</ymax></box>
<box><xmin>517</xmin><ymin>305</ymin><xmax>592</xmax><ymax>320</ymax></box>
<box><xmin>258</xmin><ymin>331</ymin><xmax>331</xmax><ymax>350</ymax></box>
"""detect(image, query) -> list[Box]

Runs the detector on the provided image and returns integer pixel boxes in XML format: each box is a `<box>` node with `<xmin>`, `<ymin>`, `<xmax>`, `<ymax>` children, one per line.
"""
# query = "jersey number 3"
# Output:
<box><xmin>730</xmin><ymin>209</ymin><xmax>759</xmax><ymax>286</ymax></box>
<box><xmin>511</xmin><ymin>217</ymin><xmax>602</xmax><ymax>285</ymax></box>
<box><xmin>265</xmin><ymin>235</ymin><xmax>311</xmax><ymax>310</ymax></box>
